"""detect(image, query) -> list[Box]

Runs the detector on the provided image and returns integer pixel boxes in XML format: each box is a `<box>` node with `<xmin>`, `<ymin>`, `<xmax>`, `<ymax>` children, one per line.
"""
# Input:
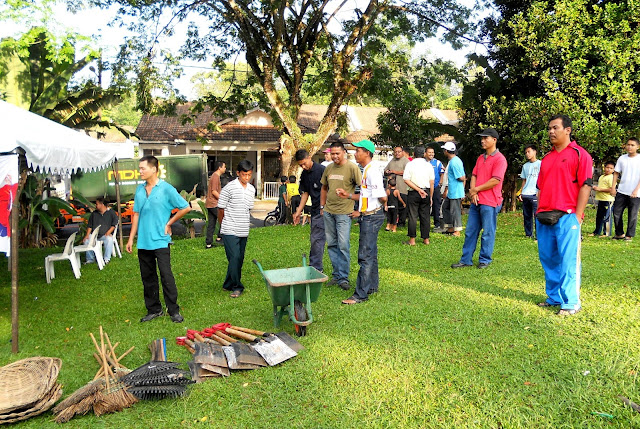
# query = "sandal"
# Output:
<box><xmin>537</xmin><ymin>302</ymin><xmax>557</xmax><ymax>307</ymax></box>
<box><xmin>342</xmin><ymin>296</ymin><xmax>366</xmax><ymax>305</ymax></box>
<box><xmin>625</xmin><ymin>237</ymin><xmax>633</xmax><ymax>242</ymax></box>
<box><xmin>557</xmin><ymin>307</ymin><xmax>581</xmax><ymax>316</ymax></box>
<box><xmin>402</xmin><ymin>241</ymin><xmax>416</xmax><ymax>246</ymax></box>
<box><xmin>230</xmin><ymin>290</ymin><xmax>243</xmax><ymax>298</ymax></box>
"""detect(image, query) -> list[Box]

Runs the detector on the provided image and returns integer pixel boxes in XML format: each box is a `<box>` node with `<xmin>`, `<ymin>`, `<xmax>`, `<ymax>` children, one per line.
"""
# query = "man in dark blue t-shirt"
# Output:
<box><xmin>293</xmin><ymin>149</ymin><xmax>326</xmax><ymax>272</ymax></box>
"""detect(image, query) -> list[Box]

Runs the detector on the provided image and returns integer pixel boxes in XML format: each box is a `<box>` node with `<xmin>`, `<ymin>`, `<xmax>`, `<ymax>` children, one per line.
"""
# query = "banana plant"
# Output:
<box><xmin>19</xmin><ymin>173</ymin><xmax>77</xmax><ymax>248</ymax></box>
<box><xmin>179</xmin><ymin>185</ymin><xmax>205</xmax><ymax>239</ymax></box>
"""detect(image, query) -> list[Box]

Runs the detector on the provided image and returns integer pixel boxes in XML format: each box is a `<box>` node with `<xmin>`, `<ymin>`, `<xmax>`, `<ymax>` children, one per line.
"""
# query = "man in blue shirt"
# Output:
<box><xmin>518</xmin><ymin>145</ymin><xmax>541</xmax><ymax>239</ymax></box>
<box><xmin>126</xmin><ymin>156</ymin><xmax>191</xmax><ymax>323</ymax></box>
<box><xmin>426</xmin><ymin>147</ymin><xmax>445</xmax><ymax>232</ymax></box>
<box><xmin>441</xmin><ymin>142</ymin><xmax>466</xmax><ymax>237</ymax></box>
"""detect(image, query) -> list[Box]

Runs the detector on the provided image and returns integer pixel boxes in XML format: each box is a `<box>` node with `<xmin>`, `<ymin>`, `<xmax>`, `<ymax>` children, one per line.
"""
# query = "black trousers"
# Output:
<box><xmin>398</xmin><ymin>193</ymin><xmax>408</xmax><ymax>226</ymax></box>
<box><xmin>138</xmin><ymin>247</ymin><xmax>179</xmax><ymax>315</ymax></box>
<box><xmin>222</xmin><ymin>234</ymin><xmax>248</xmax><ymax>292</ymax></box>
<box><xmin>431</xmin><ymin>187</ymin><xmax>443</xmax><ymax>228</ymax></box>
<box><xmin>407</xmin><ymin>190</ymin><xmax>431</xmax><ymax>239</ymax></box>
<box><xmin>205</xmin><ymin>207</ymin><xmax>219</xmax><ymax>245</ymax></box>
<box><xmin>613</xmin><ymin>193</ymin><xmax>640</xmax><ymax>237</ymax></box>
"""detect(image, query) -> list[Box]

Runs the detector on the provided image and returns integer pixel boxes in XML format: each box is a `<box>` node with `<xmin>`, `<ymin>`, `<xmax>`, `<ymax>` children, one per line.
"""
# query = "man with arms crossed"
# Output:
<box><xmin>320</xmin><ymin>142</ymin><xmax>362</xmax><ymax>290</ymax></box>
<box><xmin>127</xmin><ymin>156</ymin><xmax>191</xmax><ymax>323</ymax></box>
<box><xmin>536</xmin><ymin>115</ymin><xmax>592</xmax><ymax>315</ymax></box>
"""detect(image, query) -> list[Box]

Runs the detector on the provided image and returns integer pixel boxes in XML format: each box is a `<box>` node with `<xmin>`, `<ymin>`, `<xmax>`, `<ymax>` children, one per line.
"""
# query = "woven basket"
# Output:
<box><xmin>0</xmin><ymin>383</ymin><xmax>62</xmax><ymax>424</ymax></box>
<box><xmin>0</xmin><ymin>357</ymin><xmax>62</xmax><ymax>415</ymax></box>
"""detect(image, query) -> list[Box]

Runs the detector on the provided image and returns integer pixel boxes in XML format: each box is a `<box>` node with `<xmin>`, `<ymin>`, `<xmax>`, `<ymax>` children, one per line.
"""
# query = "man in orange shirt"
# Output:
<box><xmin>205</xmin><ymin>161</ymin><xmax>226</xmax><ymax>248</ymax></box>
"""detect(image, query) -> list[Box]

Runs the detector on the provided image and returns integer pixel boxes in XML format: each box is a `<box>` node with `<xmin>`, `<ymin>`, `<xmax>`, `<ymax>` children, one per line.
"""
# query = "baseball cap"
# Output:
<box><xmin>476</xmin><ymin>128</ymin><xmax>499</xmax><ymax>139</ymax></box>
<box><xmin>352</xmin><ymin>139</ymin><xmax>376</xmax><ymax>155</ymax></box>
<box><xmin>323</xmin><ymin>148</ymin><xmax>331</xmax><ymax>153</ymax></box>
<box><xmin>441</xmin><ymin>142</ymin><xmax>457</xmax><ymax>152</ymax></box>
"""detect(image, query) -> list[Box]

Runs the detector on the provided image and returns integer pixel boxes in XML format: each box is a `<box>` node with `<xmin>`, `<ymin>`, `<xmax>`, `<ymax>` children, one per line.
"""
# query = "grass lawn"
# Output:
<box><xmin>1</xmin><ymin>208</ymin><xmax>640</xmax><ymax>428</ymax></box>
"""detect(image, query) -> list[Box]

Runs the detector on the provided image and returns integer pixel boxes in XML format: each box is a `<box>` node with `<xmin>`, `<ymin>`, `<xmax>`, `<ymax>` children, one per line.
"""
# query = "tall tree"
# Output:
<box><xmin>371</xmin><ymin>57</ymin><xmax>464</xmax><ymax>149</ymax></box>
<box><xmin>459</xmin><ymin>0</ymin><xmax>640</xmax><ymax>210</ymax></box>
<box><xmin>90</xmin><ymin>0</ymin><xmax>473</xmax><ymax>172</ymax></box>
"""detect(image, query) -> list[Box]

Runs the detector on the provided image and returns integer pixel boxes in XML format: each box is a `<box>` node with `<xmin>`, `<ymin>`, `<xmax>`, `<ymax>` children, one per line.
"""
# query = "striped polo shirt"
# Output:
<box><xmin>218</xmin><ymin>178</ymin><xmax>255</xmax><ymax>237</ymax></box>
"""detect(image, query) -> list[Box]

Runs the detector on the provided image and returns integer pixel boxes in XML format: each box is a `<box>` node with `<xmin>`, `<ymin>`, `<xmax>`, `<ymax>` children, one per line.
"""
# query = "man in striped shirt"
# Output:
<box><xmin>218</xmin><ymin>160</ymin><xmax>255</xmax><ymax>298</ymax></box>
<box><xmin>337</xmin><ymin>140</ymin><xmax>387</xmax><ymax>304</ymax></box>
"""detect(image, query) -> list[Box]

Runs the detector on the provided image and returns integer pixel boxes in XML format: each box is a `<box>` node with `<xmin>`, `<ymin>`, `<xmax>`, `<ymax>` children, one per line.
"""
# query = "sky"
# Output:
<box><xmin>1</xmin><ymin>1</ymin><xmax>488</xmax><ymax>100</ymax></box>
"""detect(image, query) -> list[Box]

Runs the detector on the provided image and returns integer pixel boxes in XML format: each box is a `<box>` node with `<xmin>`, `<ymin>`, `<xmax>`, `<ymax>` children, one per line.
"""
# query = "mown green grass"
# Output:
<box><xmin>1</xmin><ymin>208</ymin><xmax>640</xmax><ymax>428</ymax></box>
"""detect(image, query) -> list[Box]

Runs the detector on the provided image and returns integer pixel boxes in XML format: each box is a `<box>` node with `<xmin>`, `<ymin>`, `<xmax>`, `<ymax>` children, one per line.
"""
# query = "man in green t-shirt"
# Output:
<box><xmin>320</xmin><ymin>142</ymin><xmax>362</xmax><ymax>290</ymax></box>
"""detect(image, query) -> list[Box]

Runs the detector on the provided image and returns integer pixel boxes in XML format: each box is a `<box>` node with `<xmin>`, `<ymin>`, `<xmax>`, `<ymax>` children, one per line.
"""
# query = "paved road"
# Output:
<box><xmin>57</xmin><ymin>200</ymin><xmax>278</xmax><ymax>240</ymax></box>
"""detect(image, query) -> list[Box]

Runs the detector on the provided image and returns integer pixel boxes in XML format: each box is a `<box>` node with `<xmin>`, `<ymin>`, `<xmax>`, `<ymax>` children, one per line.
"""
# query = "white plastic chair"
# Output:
<box><xmin>45</xmin><ymin>232</ymin><xmax>81</xmax><ymax>284</ymax></box>
<box><xmin>112</xmin><ymin>223</ymin><xmax>122</xmax><ymax>258</ymax></box>
<box><xmin>74</xmin><ymin>225</ymin><xmax>105</xmax><ymax>270</ymax></box>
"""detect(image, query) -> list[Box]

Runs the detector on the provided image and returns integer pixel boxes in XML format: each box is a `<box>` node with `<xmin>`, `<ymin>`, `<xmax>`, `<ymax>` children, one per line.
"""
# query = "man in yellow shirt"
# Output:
<box><xmin>591</xmin><ymin>161</ymin><xmax>615</xmax><ymax>236</ymax></box>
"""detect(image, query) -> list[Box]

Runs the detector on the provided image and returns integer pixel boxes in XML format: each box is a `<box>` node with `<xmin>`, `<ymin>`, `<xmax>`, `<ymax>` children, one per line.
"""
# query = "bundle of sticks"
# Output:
<box><xmin>53</xmin><ymin>327</ymin><xmax>137</xmax><ymax>423</ymax></box>
<box><xmin>178</xmin><ymin>323</ymin><xmax>304</xmax><ymax>382</ymax></box>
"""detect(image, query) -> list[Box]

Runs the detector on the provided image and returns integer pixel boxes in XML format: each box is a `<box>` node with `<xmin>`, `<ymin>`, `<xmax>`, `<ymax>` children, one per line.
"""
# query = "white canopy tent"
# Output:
<box><xmin>0</xmin><ymin>100</ymin><xmax>120</xmax><ymax>353</ymax></box>
<box><xmin>0</xmin><ymin>100</ymin><xmax>118</xmax><ymax>174</ymax></box>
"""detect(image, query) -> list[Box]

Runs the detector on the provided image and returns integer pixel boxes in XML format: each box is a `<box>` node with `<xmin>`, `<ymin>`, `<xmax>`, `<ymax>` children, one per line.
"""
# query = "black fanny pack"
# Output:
<box><xmin>537</xmin><ymin>210</ymin><xmax>567</xmax><ymax>226</ymax></box>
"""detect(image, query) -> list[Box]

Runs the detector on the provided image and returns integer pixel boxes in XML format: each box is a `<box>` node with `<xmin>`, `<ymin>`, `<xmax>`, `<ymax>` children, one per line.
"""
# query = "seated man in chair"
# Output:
<box><xmin>83</xmin><ymin>197</ymin><xmax>119</xmax><ymax>264</ymax></box>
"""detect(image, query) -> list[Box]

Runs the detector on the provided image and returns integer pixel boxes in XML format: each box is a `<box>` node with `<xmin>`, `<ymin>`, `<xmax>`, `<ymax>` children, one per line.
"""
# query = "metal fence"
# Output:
<box><xmin>262</xmin><ymin>182</ymin><xmax>279</xmax><ymax>200</ymax></box>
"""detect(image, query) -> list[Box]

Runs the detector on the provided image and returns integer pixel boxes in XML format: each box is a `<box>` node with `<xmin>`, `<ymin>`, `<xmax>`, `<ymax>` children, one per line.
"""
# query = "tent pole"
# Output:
<box><xmin>113</xmin><ymin>160</ymin><xmax>123</xmax><ymax>252</ymax></box>
<box><xmin>10</xmin><ymin>161</ymin><xmax>22</xmax><ymax>354</ymax></box>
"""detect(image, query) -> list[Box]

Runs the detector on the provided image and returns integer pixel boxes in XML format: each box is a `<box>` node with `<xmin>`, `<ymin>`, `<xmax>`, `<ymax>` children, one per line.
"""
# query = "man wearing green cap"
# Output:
<box><xmin>337</xmin><ymin>140</ymin><xmax>387</xmax><ymax>304</ymax></box>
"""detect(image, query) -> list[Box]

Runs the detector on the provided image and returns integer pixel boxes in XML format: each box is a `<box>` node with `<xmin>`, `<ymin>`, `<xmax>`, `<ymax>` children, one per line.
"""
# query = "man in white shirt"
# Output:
<box><xmin>336</xmin><ymin>140</ymin><xmax>387</xmax><ymax>304</ymax></box>
<box><xmin>218</xmin><ymin>159</ymin><xmax>256</xmax><ymax>298</ymax></box>
<box><xmin>403</xmin><ymin>145</ymin><xmax>435</xmax><ymax>245</ymax></box>
<box><xmin>611</xmin><ymin>137</ymin><xmax>640</xmax><ymax>240</ymax></box>
<box><xmin>321</xmin><ymin>148</ymin><xmax>333</xmax><ymax>167</ymax></box>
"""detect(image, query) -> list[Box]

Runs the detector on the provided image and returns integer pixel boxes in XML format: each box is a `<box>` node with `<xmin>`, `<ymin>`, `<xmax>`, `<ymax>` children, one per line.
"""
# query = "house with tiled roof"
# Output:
<box><xmin>135</xmin><ymin>104</ymin><xmax>457</xmax><ymax>198</ymax></box>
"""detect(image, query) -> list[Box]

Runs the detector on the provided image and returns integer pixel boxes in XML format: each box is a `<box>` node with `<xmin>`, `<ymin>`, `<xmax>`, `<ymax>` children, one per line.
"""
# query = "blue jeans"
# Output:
<box><xmin>354</xmin><ymin>211</ymin><xmax>385</xmax><ymax>300</ymax></box>
<box><xmin>459</xmin><ymin>203</ymin><xmax>501</xmax><ymax>265</ymax></box>
<box><xmin>309</xmin><ymin>213</ymin><xmax>326</xmax><ymax>272</ymax></box>
<box><xmin>85</xmin><ymin>235</ymin><xmax>114</xmax><ymax>263</ymax></box>
<box><xmin>593</xmin><ymin>200</ymin><xmax>612</xmax><ymax>235</ymax></box>
<box><xmin>323</xmin><ymin>212</ymin><xmax>352</xmax><ymax>283</ymax></box>
<box><xmin>221</xmin><ymin>234</ymin><xmax>247</xmax><ymax>292</ymax></box>
<box><xmin>521</xmin><ymin>194</ymin><xmax>538</xmax><ymax>238</ymax></box>
<box><xmin>537</xmin><ymin>214</ymin><xmax>581</xmax><ymax>310</ymax></box>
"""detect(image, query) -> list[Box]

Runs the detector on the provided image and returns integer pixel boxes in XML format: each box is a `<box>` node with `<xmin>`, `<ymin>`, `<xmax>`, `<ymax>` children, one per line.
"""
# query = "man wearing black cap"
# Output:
<box><xmin>451</xmin><ymin>128</ymin><xmax>507</xmax><ymax>269</ymax></box>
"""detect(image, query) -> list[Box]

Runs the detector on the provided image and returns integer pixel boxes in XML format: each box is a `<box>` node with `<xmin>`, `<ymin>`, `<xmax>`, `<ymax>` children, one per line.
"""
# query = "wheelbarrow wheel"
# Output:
<box><xmin>293</xmin><ymin>300</ymin><xmax>308</xmax><ymax>337</ymax></box>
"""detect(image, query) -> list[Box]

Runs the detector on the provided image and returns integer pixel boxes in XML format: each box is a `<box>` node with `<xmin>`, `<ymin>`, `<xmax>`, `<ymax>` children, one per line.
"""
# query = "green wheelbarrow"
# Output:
<box><xmin>252</xmin><ymin>255</ymin><xmax>327</xmax><ymax>336</ymax></box>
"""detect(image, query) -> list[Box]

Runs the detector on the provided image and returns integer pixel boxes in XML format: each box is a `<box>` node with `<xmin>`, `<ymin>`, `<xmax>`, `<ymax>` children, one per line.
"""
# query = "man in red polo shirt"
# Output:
<box><xmin>536</xmin><ymin>114</ymin><xmax>592</xmax><ymax>316</ymax></box>
<box><xmin>451</xmin><ymin>128</ymin><xmax>508</xmax><ymax>269</ymax></box>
